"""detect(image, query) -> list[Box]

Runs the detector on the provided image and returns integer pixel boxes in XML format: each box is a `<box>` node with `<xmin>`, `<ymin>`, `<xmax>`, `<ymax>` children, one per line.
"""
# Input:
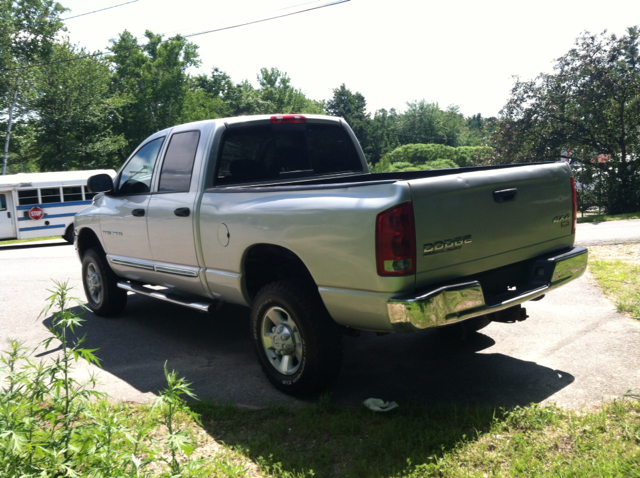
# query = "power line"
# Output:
<box><xmin>181</xmin><ymin>0</ymin><xmax>349</xmax><ymax>39</ymax></box>
<box><xmin>1</xmin><ymin>0</ymin><xmax>350</xmax><ymax>73</ymax></box>
<box><xmin>158</xmin><ymin>0</ymin><xmax>341</xmax><ymax>37</ymax></box>
<box><xmin>62</xmin><ymin>0</ymin><xmax>140</xmax><ymax>21</ymax></box>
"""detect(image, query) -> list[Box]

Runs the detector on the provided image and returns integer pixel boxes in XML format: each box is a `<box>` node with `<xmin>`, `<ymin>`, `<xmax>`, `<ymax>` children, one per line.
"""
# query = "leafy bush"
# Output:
<box><xmin>373</xmin><ymin>143</ymin><xmax>495</xmax><ymax>172</ymax></box>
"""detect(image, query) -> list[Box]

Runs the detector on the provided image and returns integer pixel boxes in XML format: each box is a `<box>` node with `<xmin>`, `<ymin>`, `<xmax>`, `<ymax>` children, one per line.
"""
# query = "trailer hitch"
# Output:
<box><xmin>488</xmin><ymin>305</ymin><xmax>529</xmax><ymax>323</ymax></box>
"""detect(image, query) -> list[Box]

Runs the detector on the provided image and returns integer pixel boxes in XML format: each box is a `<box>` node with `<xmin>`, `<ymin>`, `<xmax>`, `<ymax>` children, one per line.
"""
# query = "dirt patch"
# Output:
<box><xmin>588</xmin><ymin>243</ymin><xmax>640</xmax><ymax>264</ymax></box>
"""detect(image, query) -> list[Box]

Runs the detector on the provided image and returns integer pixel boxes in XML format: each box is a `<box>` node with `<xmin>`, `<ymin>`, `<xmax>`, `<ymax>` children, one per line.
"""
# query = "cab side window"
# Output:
<box><xmin>118</xmin><ymin>137</ymin><xmax>165</xmax><ymax>195</ymax></box>
<box><xmin>158</xmin><ymin>131</ymin><xmax>200</xmax><ymax>192</ymax></box>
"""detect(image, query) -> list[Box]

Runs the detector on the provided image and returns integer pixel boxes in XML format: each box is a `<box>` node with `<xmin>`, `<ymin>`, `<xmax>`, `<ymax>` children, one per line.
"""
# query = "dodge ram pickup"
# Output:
<box><xmin>75</xmin><ymin>114</ymin><xmax>588</xmax><ymax>395</ymax></box>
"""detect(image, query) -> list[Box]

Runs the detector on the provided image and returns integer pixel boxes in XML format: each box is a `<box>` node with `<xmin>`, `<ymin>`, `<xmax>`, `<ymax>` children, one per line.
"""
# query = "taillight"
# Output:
<box><xmin>270</xmin><ymin>114</ymin><xmax>306</xmax><ymax>124</ymax></box>
<box><xmin>376</xmin><ymin>202</ymin><xmax>416</xmax><ymax>276</ymax></box>
<box><xmin>570</xmin><ymin>177</ymin><xmax>577</xmax><ymax>234</ymax></box>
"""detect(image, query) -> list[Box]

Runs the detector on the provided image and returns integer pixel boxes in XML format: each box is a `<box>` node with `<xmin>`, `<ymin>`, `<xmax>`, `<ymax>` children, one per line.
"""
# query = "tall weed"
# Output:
<box><xmin>0</xmin><ymin>281</ymin><xmax>201</xmax><ymax>477</ymax></box>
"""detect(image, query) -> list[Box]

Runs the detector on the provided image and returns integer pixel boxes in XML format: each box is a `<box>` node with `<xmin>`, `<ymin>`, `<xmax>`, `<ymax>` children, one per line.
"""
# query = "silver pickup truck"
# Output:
<box><xmin>75</xmin><ymin>114</ymin><xmax>588</xmax><ymax>395</ymax></box>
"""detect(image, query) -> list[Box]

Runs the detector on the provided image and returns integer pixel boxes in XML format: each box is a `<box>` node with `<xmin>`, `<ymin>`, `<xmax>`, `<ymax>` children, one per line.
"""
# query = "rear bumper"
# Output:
<box><xmin>387</xmin><ymin>246</ymin><xmax>588</xmax><ymax>332</ymax></box>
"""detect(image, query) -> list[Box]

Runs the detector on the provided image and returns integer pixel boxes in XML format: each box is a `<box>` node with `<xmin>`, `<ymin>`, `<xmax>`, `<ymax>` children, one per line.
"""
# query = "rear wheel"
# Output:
<box><xmin>82</xmin><ymin>247</ymin><xmax>127</xmax><ymax>317</ymax></box>
<box><xmin>251</xmin><ymin>280</ymin><xmax>342</xmax><ymax>396</ymax></box>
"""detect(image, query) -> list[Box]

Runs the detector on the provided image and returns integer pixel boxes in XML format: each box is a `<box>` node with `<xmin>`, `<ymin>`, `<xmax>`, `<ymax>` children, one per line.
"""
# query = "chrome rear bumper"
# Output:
<box><xmin>387</xmin><ymin>246</ymin><xmax>588</xmax><ymax>332</ymax></box>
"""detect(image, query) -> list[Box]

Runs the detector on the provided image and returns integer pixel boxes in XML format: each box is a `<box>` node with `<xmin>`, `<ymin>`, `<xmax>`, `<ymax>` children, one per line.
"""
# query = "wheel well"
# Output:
<box><xmin>76</xmin><ymin>227</ymin><xmax>104</xmax><ymax>259</ymax></box>
<box><xmin>244</xmin><ymin>244</ymin><xmax>316</xmax><ymax>300</ymax></box>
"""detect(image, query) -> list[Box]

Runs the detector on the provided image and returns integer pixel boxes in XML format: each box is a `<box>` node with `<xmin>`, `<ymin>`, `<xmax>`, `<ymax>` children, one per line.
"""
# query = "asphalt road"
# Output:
<box><xmin>575</xmin><ymin>217</ymin><xmax>640</xmax><ymax>246</ymax></box>
<box><xmin>1</xmin><ymin>219</ymin><xmax>639</xmax><ymax>409</ymax></box>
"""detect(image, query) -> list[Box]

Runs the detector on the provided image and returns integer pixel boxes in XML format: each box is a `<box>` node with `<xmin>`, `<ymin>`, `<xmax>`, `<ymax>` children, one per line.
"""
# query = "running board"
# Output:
<box><xmin>117</xmin><ymin>282</ymin><xmax>214</xmax><ymax>313</ymax></box>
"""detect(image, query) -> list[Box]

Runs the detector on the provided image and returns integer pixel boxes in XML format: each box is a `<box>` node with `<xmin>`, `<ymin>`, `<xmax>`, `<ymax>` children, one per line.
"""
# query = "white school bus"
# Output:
<box><xmin>0</xmin><ymin>170</ymin><xmax>116</xmax><ymax>242</ymax></box>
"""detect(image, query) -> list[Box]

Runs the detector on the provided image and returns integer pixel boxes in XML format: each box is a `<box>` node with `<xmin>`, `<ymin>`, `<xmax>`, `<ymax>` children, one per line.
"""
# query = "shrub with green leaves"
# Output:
<box><xmin>373</xmin><ymin>143</ymin><xmax>495</xmax><ymax>172</ymax></box>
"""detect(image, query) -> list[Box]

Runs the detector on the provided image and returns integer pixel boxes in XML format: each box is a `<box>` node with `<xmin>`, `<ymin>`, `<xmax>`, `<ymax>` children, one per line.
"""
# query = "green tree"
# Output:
<box><xmin>1</xmin><ymin>121</ymin><xmax>42</xmax><ymax>173</ymax></box>
<box><xmin>1</xmin><ymin>0</ymin><xmax>66</xmax><ymax>174</ymax></box>
<box><xmin>193</xmin><ymin>67</ymin><xmax>235</xmax><ymax>97</ymax></box>
<box><xmin>465</xmin><ymin>113</ymin><xmax>498</xmax><ymax>148</ymax></box>
<box><xmin>225</xmin><ymin>80</ymin><xmax>267</xmax><ymax>116</ymax></box>
<box><xmin>395</xmin><ymin>101</ymin><xmax>467</xmax><ymax>146</ymax></box>
<box><xmin>256</xmin><ymin>67</ymin><xmax>324</xmax><ymax>114</ymax></box>
<box><xmin>182</xmin><ymin>68</ymin><xmax>234</xmax><ymax>122</ymax></box>
<box><xmin>184</xmin><ymin>67</ymin><xmax>324</xmax><ymax>121</ymax></box>
<box><xmin>326</xmin><ymin>83</ymin><xmax>369</xmax><ymax>150</ymax></box>
<box><xmin>108</xmin><ymin>30</ymin><xmax>200</xmax><ymax>158</ymax></box>
<box><xmin>33</xmin><ymin>43</ymin><xmax>127</xmax><ymax>171</ymax></box>
<box><xmin>365</xmin><ymin>108</ymin><xmax>400</xmax><ymax>165</ymax></box>
<box><xmin>185</xmin><ymin>67</ymin><xmax>259</xmax><ymax>118</ymax></box>
<box><xmin>495</xmin><ymin>27</ymin><xmax>640</xmax><ymax>213</ymax></box>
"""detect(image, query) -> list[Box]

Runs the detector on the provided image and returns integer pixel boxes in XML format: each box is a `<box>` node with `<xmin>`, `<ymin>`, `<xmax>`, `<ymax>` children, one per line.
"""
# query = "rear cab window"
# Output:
<box><xmin>158</xmin><ymin>130</ymin><xmax>200</xmax><ymax>193</ymax></box>
<box><xmin>215</xmin><ymin>123</ymin><xmax>363</xmax><ymax>185</ymax></box>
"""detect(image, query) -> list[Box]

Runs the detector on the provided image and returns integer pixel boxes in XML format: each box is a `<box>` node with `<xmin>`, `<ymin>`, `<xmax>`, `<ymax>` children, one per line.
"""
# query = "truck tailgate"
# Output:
<box><xmin>410</xmin><ymin>162</ymin><xmax>575</xmax><ymax>288</ymax></box>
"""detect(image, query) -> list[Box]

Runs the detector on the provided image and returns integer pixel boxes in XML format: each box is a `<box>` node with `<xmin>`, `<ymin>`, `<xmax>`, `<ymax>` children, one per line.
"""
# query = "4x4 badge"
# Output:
<box><xmin>552</xmin><ymin>213</ymin><xmax>571</xmax><ymax>223</ymax></box>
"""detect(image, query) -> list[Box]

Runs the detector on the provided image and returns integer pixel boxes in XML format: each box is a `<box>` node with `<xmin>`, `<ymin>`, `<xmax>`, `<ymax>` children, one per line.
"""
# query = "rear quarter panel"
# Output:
<box><xmin>198</xmin><ymin>182</ymin><xmax>414</xmax><ymax>302</ymax></box>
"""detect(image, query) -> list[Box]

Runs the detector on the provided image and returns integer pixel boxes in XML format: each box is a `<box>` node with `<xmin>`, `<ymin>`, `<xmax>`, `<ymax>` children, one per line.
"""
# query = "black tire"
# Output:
<box><xmin>81</xmin><ymin>247</ymin><xmax>127</xmax><ymax>317</ymax></box>
<box><xmin>251</xmin><ymin>280</ymin><xmax>343</xmax><ymax>396</ymax></box>
<box><xmin>437</xmin><ymin>315</ymin><xmax>492</xmax><ymax>341</ymax></box>
<box><xmin>63</xmin><ymin>225</ymin><xmax>75</xmax><ymax>244</ymax></box>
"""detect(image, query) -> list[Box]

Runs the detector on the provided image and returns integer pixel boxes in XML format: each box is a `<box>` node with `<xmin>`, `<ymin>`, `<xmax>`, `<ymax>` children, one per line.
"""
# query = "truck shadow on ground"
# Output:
<box><xmin>43</xmin><ymin>293</ymin><xmax>574</xmax><ymax>409</ymax></box>
<box><xmin>42</xmin><ymin>295</ymin><xmax>575</xmax><ymax>477</ymax></box>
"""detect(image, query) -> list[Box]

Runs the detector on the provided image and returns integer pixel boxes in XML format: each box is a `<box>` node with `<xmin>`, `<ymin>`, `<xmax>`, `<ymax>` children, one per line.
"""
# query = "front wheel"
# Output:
<box><xmin>82</xmin><ymin>247</ymin><xmax>127</xmax><ymax>317</ymax></box>
<box><xmin>251</xmin><ymin>280</ymin><xmax>342</xmax><ymax>396</ymax></box>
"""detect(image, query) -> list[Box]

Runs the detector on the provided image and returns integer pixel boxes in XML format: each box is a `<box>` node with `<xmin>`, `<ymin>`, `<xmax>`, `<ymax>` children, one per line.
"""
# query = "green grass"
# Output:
<box><xmin>577</xmin><ymin>212</ymin><xmax>640</xmax><ymax>223</ymax></box>
<box><xmin>589</xmin><ymin>259</ymin><xmax>640</xmax><ymax>319</ymax></box>
<box><xmin>0</xmin><ymin>235</ymin><xmax>61</xmax><ymax>245</ymax></box>
<box><xmin>189</xmin><ymin>399</ymin><xmax>640</xmax><ymax>477</ymax></box>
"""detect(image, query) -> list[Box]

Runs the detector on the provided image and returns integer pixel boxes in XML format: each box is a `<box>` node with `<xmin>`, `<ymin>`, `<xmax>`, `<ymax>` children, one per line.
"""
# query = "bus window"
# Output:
<box><xmin>18</xmin><ymin>189</ymin><xmax>39</xmax><ymax>206</ymax></box>
<box><xmin>83</xmin><ymin>186</ymin><xmax>96</xmax><ymax>201</ymax></box>
<box><xmin>41</xmin><ymin>188</ymin><xmax>61</xmax><ymax>204</ymax></box>
<box><xmin>0</xmin><ymin>194</ymin><xmax>6</xmax><ymax>211</ymax></box>
<box><xmin>63</xmin><ymin>186</ymin><xmax>83</xmax><ymax>202</ymax></box>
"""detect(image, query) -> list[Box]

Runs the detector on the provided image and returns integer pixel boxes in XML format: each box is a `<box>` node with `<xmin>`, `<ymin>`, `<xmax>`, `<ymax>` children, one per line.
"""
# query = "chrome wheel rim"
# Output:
<box><xmin>260</xmin><ymin>306</ymin><xmax>303</xmax><ymax>375</ymax></box>
<box><xmin>86</xmin><ymin>262</ymin><xmax>103</xmax><ymax>305</ymax></box>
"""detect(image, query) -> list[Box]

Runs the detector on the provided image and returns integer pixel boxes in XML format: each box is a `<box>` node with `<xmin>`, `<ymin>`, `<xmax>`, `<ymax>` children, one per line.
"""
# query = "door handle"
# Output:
<box><xmin>7</xmin><ymin>212</ymin><xmax>10</xmax><ymax>218</ymax></box>
<box><xmin>493</xmin><ymin>188</ymin><xmax>518</xmax><ymax>203</ymax></box>
<box><xmin>132</xmin><ymin>209</ymin><xmax>145</xmax><ymax>217</ymax></box>
<box><xmin>174</xmin><ymin>207</ymin><xmax>190</xmax><ymax>217</ymax></box>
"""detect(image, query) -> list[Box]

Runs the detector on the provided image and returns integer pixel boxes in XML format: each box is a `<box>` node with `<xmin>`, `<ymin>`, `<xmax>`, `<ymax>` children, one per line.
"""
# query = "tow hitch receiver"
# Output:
<box><xmin>488</xmin><ymin>305</ymin><xmax>528</xmax><ymax>323</ymax></box>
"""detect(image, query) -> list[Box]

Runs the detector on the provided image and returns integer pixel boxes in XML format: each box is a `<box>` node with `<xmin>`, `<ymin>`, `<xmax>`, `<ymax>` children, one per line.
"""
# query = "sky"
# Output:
<box><xmin>57</xmin><ymin>0</ymin><xmax>640</xmax><ymax>118</ymax></box>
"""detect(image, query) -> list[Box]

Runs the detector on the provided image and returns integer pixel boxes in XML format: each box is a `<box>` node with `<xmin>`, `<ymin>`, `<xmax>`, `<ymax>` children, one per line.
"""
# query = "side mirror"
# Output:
<box><xmin>87</xmin><ymin>174</ymin><xmax>114</xmax><ymax>193</ymax></box>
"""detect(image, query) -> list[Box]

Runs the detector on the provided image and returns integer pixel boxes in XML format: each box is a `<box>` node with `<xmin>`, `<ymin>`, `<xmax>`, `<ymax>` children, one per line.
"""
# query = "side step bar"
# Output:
<box><xmin>117</xmin><ymin>282</ymin><xmax>215</xmax><ymax>313</ymax></box>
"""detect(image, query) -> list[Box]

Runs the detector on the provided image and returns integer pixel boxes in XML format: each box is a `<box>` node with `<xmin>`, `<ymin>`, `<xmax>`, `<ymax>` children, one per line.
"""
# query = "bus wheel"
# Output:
<box><xmin>63</xmin><ymin>225</ymin><xmax>75</xmax><ymax>243</ymax></box>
